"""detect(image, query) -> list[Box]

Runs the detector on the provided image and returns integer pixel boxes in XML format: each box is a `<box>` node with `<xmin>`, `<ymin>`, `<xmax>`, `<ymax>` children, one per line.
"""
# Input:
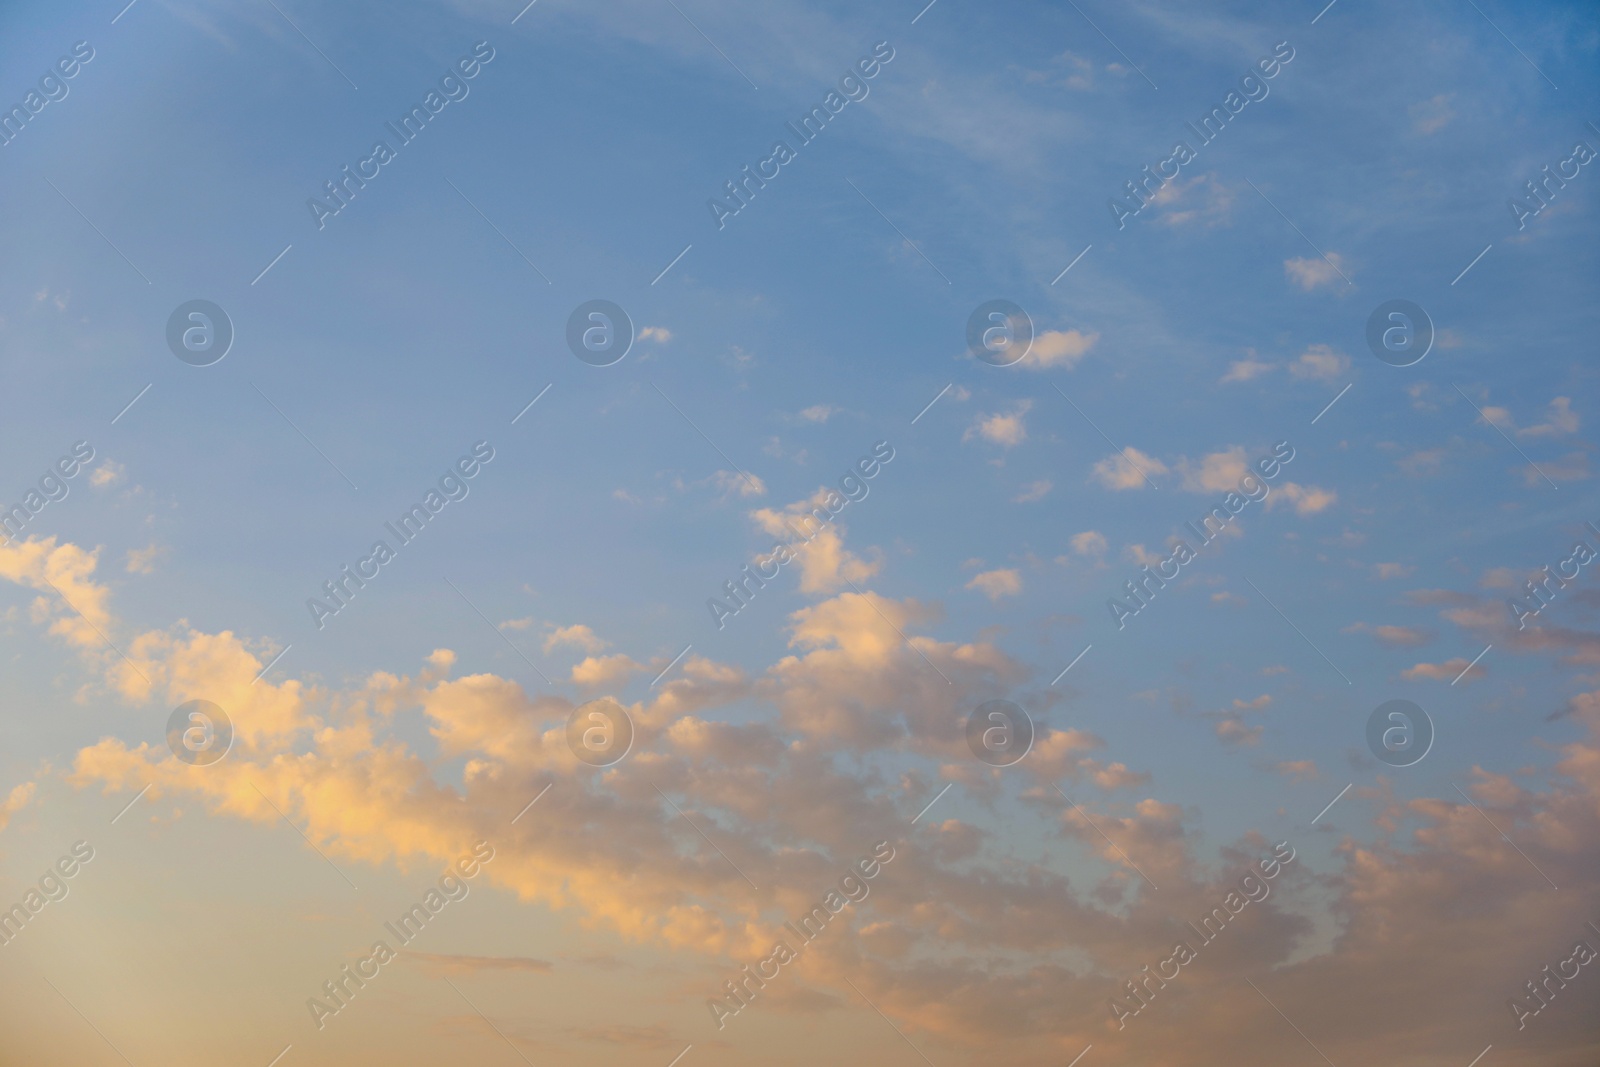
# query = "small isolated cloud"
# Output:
<box><xmin>1221</xmin><ymin>358</ymin><xmax>1275</xmax><ymax>383</ymax></box>
<box><xmin>1344</xmin><ymin>622</ymin><xmax>1434</xmax><ymax>647</ymax></box>
<box><xmin>966</xmin><ymin>568</ymin><xmax>1022</xmax><ymax>601</ymax></box>
<box><xmin>1123</xmin><ymin>544</ymin><xmax>1164</xmax><ymax>568</ymax></box>
<box><xmin>499</xmin><ymin>617</ymin><xmax>535</xmax><ymax>631</ymax></box>
<box><xmin>1012</xmin><ymin>480</ymin><xmax>1052</xmax><ymax>503</ymax></box>
<box><xmin>125</xmin><ymin>544</ymin><xmax>161</xmax><ymax>575</ymax></box>
<box><xmin>571</xmin><ymin>653</ymin><xmax>646</xmax><ymax>688</ymax></box>
<box><xmin>713</xmin><ymin>470</ymin><xmax>766</xmax><ymax>498</ymax></box>
<box><xmin>1215</xmin><ymin>717</ymin><xmax>1264</xmax><ymax>745</ymax></box>
<box><xmin>797</xmin><ymin>405</ymin><xmax>837</xmax><ymax>423</ymax></box>
<box><xmin>638</xmin><ymin>326</ymin><xmax>672</xmax><ymax>343</ymax></box>
<box><xmin>1272</xmin><ymin>483</ymin><xmax>1338</xmax><ymax>515</ymax></box>
<box><xmin>1397</xmin><ymin>448</ymin><xmax>1446</xmax><ymax>476</ymax></box>
<box><xmin>1025</xmin><ymin>329</ymin><xmax>1098</xmax><ymax>370</ymax></box>
<box><xmin>1478</xmin><ymin>404</ymin><xmax>1515</xmax><ymax>430</ymax></box>
<box><xmin>1091</xmin><ymin>447</ymin><xmax>1167</xmax><ymax>490</ymax></box>
<box><xmin>1022</xmin><ymin>50</ymin><xmax>1096</xmax><ymax>91</ymax></box>
<box><xmin>1233</xmin><ymin>694</ymin><xmax>1272</xmax><ymax>712</ymax></box>
<box><xmin>89</xmin><ymin>460</ymin><xmax>123</xmax><ymax>488</ymax></box>
<box><xmin>1517</xmin><ymin>397</ymin><xmax>1578</xmax><ymax>438</ymax></box>
<box><xmin>1284</xmin><ymin>253</ymin><xmax>1349</xmax><ymax>291</ymax></box>
<box><xmin>1410</xmin><ymin>93</ymin><xmax>1455</xmax><ymax>136</ymax></box>
<box><xmin>1152</xmin><ymin>173</ymin><xmax>1233</xmax><ymax>227</ymax></box>
<box><xmin>1178</xmin><ymin>447</ymin><xmax>1250</xmax><ymax>493</ymax></box>
<box><xmin>1290</xmin><ymin>344</ymin><xmax>1350</xmax><ymax>382</ymax></box>
<box><xmin>543</xmin><ymin>624</ymin><xmax>608</xmax><ymax>655</ymax></box>
<box><xmin>1275</xmin><ymin>760</ymin><xmax>1319</xmax><ymax>783</ymax></box>
<box><xmin>1372</xmin><ymin>563</ymin><xmax>1413</xmax><ymax>580</ymax></box>
<box><xmin>966</xmin><ymin>401</ymin><xmax>1031</xmax><ymax>448</ymax></box>
<box><xmin>1071</xmin><ymin>531</ymin><xmax>1107</xmax><ymax>558</ymax></box>
<box><xmin>1403</xmin><ymin>658</ymin><xmax>1484</xmax><ymax>683</ymax></box>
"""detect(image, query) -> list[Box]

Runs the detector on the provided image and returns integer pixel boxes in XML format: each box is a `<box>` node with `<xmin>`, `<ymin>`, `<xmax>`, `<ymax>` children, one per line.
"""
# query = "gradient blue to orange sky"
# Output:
<box><xmin>1</xmin><ymin>0</ymin><xmax>1598</xmax><ymax>1064</ymax></box>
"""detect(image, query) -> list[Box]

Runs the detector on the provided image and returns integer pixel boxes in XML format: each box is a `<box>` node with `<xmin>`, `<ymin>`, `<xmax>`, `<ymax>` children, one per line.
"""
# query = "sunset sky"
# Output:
<box><xmin>1</xmin><ymin>0</ymin><xmax>1598</xmax><ymax>1064</ymax></box>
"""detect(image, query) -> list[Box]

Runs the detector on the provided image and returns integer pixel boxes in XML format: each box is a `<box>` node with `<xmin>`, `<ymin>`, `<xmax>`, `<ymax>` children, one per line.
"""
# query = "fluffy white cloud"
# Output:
<box><xmin>965</xmin><ymin>568</ymin><xmax>1022</xmax><ymax>601</ymax></box>
<box><xmin>543</xmin><ymin>623</ymin><xmax>608</xmax><ymax>655</ymax></box>
<box><xmin>1221</xmin><ymin>358</ymin><xmax>1275</xmax><ymax>383</ymax></box>
<box><xmin>1284</xmin><ymin>253</ymin><xmax>1349</xmax><ymax>290</ymax></box>
<box><xmin>1289</xmin><ymin>343</ymin><xmax>1349</xmax><ymax>381</ymax></box>
<box><xmin>1272</xmin><ymin>482</ymin><xmax>1338</xmax><ymax>515</ymax></box>
<box><xmin>1091</xmin><ymin>447</ymin><xmax>1168</xmax><ymax>490</ymax></box>
<box><xmin>966</xmin><ymin>402</ymin><xmax>1032</xmax><ymax>447</ymax></box>
<box><xmin>1025</xmin><ymin>329</ymin><xmax>1098</xmax><ymax>369</ymax></box>
<box><xmin>1178</xmin><ymin>447</ymin><xmax>1250</xmax><ymax>493</ymax></box>
<box><xmin>1070</xmin><ymin>531</ymin><xmax>1107</xmax><ymax>557</ymax></box>
<box><xmin>1012</xmin><ymin>479</ymin><xmax>1052</xmax><ymax>503</ymax></box>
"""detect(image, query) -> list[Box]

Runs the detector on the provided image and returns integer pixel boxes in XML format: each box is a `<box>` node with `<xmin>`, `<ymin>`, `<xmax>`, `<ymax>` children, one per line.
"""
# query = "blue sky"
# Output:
<box><xmin>1</xmin><ymin>0</ymin><xmax>1598</xmax><ymax>1064</ymax></box>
